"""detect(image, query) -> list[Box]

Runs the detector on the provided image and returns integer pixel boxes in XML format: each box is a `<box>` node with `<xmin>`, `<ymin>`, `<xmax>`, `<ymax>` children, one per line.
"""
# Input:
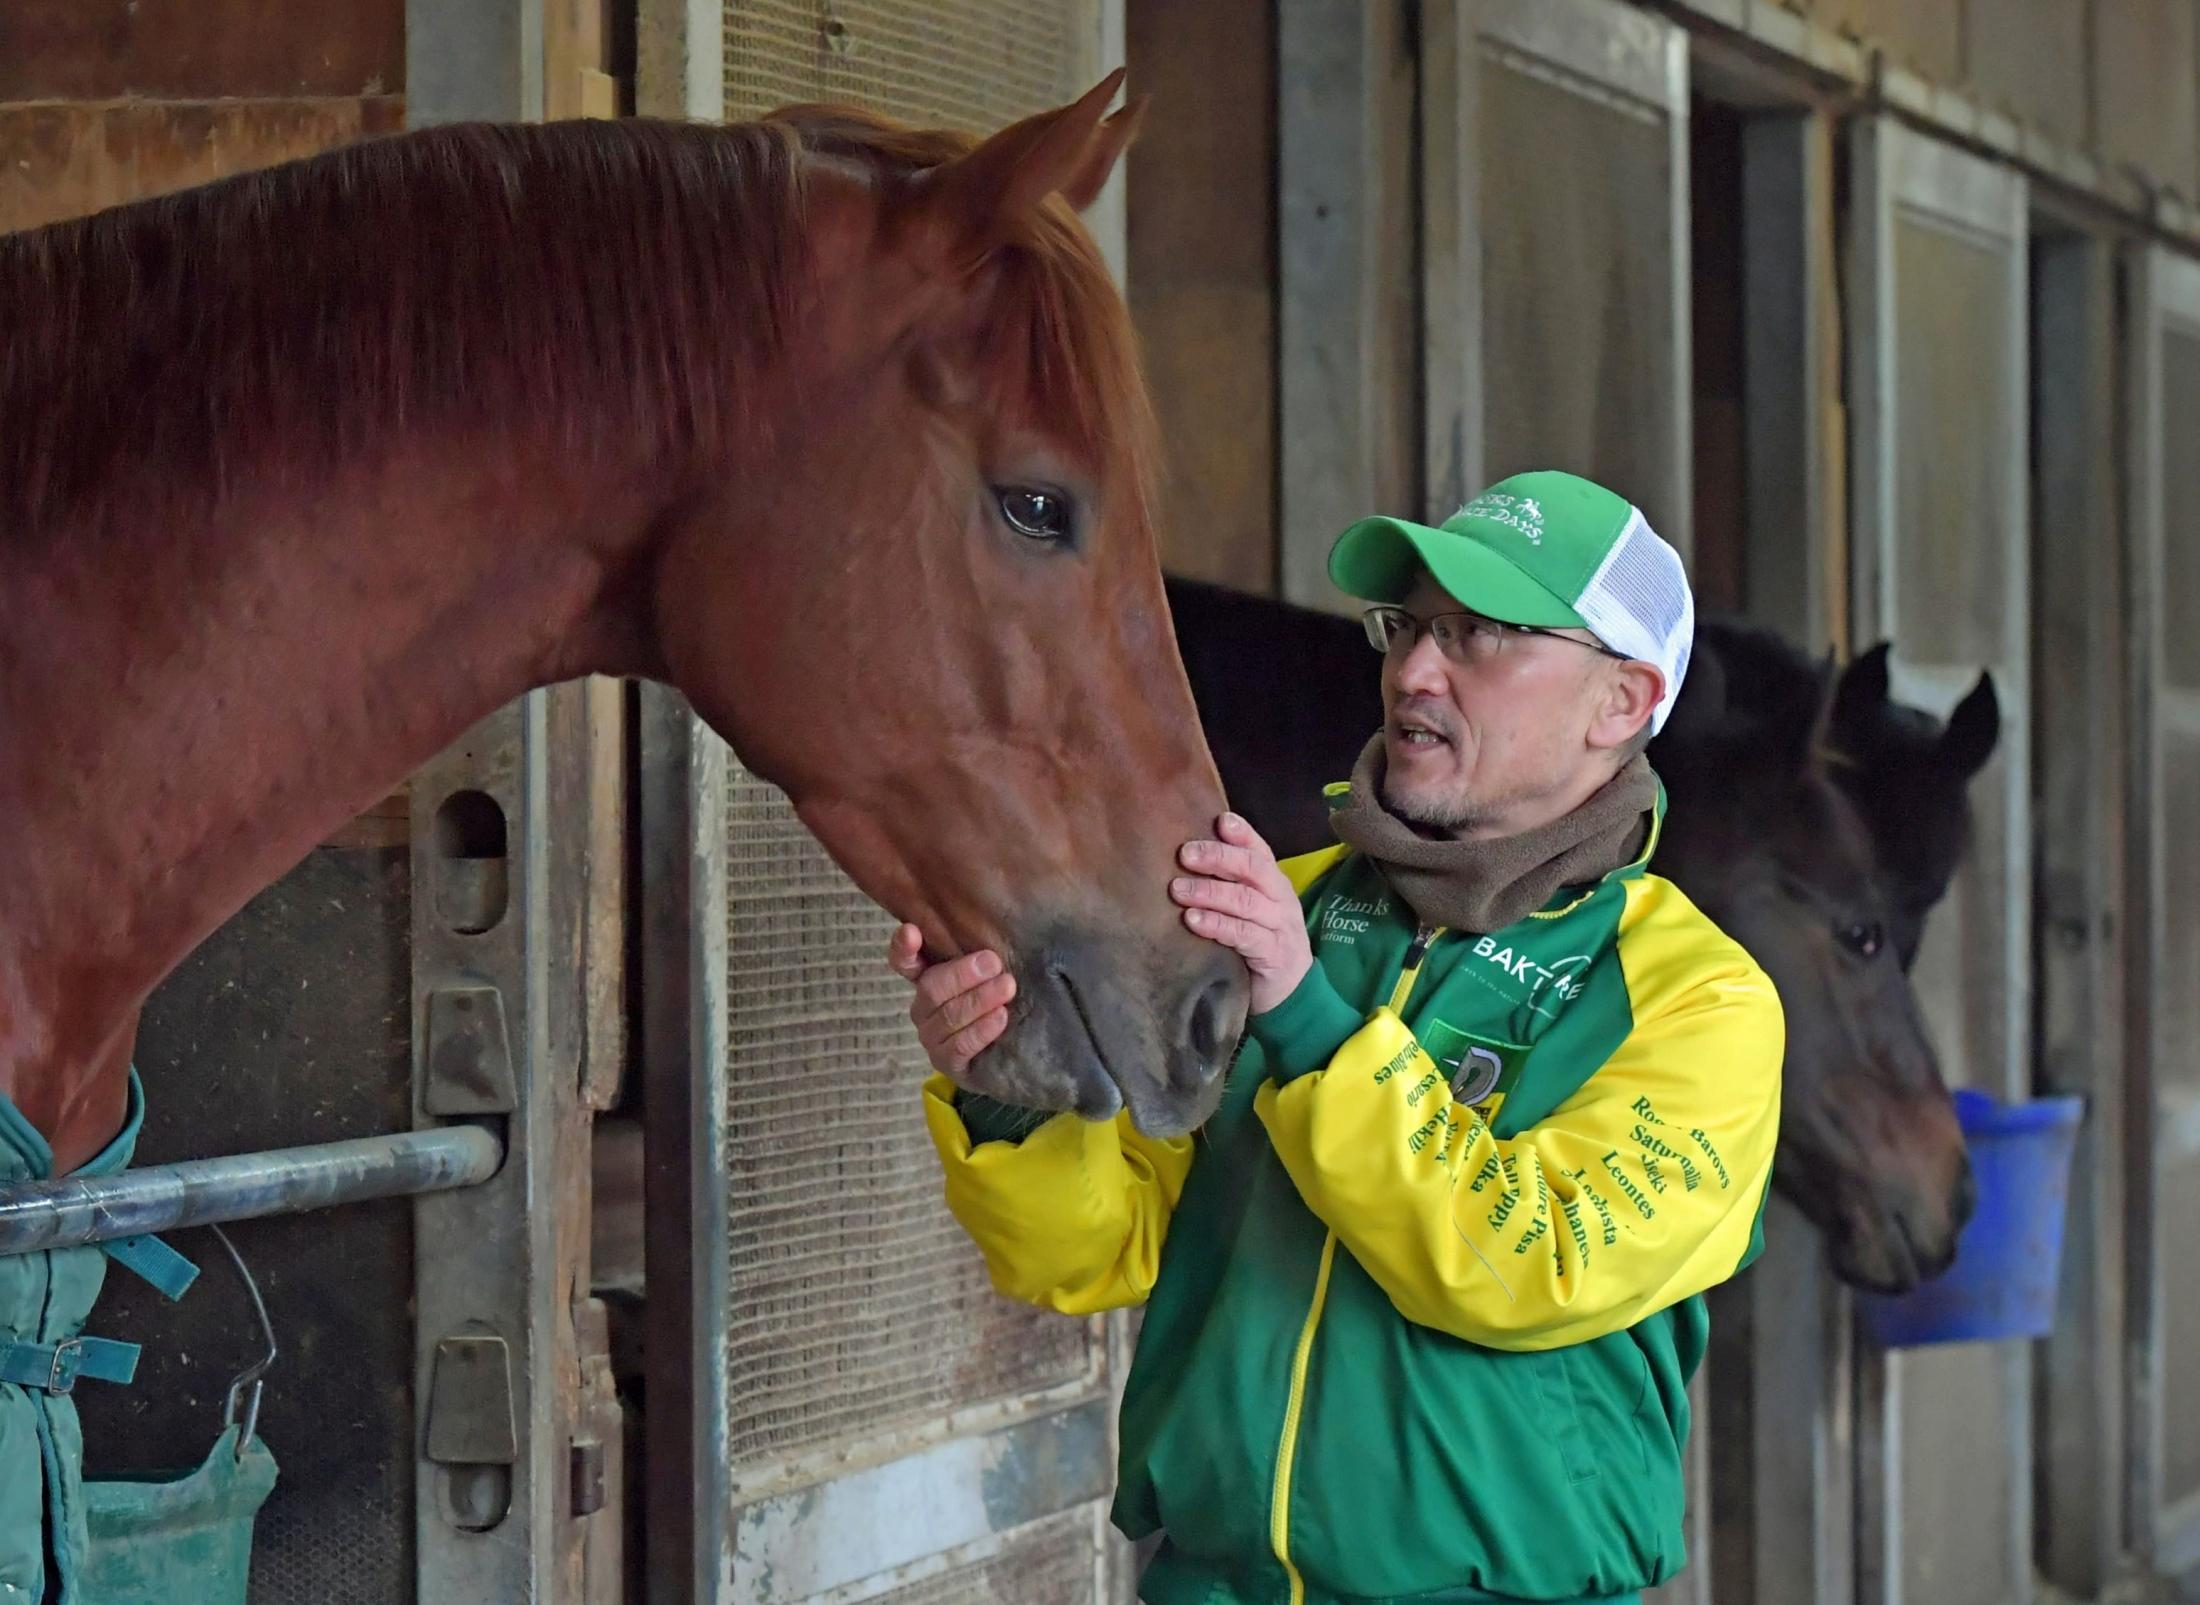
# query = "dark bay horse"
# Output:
<box><xmin>1828</xmin><ymin>641</ymin><xmax>2002</xmax><ymax>969</ymax></box>
<box><xmin>1164</xmin><ymin>576</ymin><xmax>1998</xmax><ymax>1292</ymax></box>
<box><xmin>0</xmin><ymin>76</ymin><xmax>1250</xmax><ymax>1178</ymax></box>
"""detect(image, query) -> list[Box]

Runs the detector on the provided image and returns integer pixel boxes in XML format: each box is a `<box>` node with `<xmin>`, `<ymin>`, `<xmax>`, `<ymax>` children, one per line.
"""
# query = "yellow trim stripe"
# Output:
<box><xmin>1270</xmin><ymin>1231</ymin><xmax>1340</xmax><ymax>1605</ymax></box>
<box><xmin>1271</xmin><ymin>934</ymin><xmax>1443</xmax><ymax>1597</ymax></box>
<box><xmin>1531</xmin><ymin>799</ymin><xmax>1665</xmax><ymax>920</ymax></box>
<box><xmin>1384</xmin><ymin>931</ymin><xmax>1445</xmax><ymax>1011</ymax></box>
<box><xmin>1279</xmin><ymin>844</ymin><xmax>1353</xmax><ymax>898</ymax></box>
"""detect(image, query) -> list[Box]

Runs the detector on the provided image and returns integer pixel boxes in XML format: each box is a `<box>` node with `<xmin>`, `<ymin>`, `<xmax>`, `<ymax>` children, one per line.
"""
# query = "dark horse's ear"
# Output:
<box><xmin>1832</xmin><ymin>641</ymin><xmax>1893</xmax><ymax>737</ymax></box>
<box><xmin>908</xmin><ymin>71</ymin><xmax>1138</xmax><ymax>271</ymax></box>
<box><xmin>1940</xmin><ymin>671</ymin><xmax>2001</xmax><ymax>779</ymax></box>
<box><xmin>1797</xmin><ymin>650</ymin><xmax>1840</xmax><ymax>776</ymax></box>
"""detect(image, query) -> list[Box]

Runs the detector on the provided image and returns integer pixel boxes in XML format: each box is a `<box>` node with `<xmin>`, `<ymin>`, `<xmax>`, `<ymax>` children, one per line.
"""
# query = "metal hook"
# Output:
<box><xmin>209</xmin><ymin>1224</ymin><xmax>277</xmax><ymax>1462</ymax></box>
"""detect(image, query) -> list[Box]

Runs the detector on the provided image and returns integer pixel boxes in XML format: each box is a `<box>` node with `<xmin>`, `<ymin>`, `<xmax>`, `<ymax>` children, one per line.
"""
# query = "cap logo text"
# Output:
<box><xmin>1461</xmin><ymin>492</ymin><xmax>1544</xmax><ymax>545</ymax></box>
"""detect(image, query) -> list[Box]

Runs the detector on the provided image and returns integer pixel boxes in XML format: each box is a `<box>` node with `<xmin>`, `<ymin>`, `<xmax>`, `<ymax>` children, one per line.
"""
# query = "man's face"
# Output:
<box><xmin>1379</xmin><ymin>574</ymin><xmax>1631</xmax><ymax>836</ymax></box>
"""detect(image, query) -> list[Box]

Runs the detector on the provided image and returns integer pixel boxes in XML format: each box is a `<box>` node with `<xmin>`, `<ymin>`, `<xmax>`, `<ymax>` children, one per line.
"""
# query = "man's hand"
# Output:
<box><xmin>1172</xmin><ymin>813</ymin><xmax>1314</xmax><ymax>1015</ymax></box>
<box><xmin>886</xmin><ymin>924</ymin><xmax>1016</xmax><ymax>1080</ymax></box>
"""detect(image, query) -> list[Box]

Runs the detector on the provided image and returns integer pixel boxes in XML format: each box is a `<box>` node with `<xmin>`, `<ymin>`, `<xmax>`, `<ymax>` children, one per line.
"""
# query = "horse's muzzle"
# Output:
<box><xmin>1822</xmin><ymin>1146</ymin><xmax>1978</xmax><ymax>1294</ymax></box>
<box><xmin>962</xmin><ymin>927</ymin><xmax>1247</xmax><ymax>1137</ymax></box>
<box><xmin>1041</xmin><ymin>939</ymin><xmax>1246</xmax><ymax>1135</ymax></box>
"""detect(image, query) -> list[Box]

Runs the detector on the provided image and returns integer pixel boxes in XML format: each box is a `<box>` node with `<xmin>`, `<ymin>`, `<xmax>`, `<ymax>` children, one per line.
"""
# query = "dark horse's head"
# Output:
<box><xmin>1828</xmin><ymin>643</ymin><xmax>2002</xmax><ymax>967</ymax></box>
<box><xmin>1653</xmin><ymin>623</ymin><xmax>1986</xmax><ymax>1291</ymax></box>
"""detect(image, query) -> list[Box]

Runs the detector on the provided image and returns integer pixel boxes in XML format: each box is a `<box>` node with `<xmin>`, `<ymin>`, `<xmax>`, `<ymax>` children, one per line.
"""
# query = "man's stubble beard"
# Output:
<box><xmin>1381</xmin><ymin>769</ymin><xmax>1501</xmax><ymax>835</ymax></box>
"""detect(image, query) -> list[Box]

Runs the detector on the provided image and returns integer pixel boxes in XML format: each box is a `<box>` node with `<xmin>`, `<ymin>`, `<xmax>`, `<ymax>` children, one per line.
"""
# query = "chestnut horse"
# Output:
<box><xmin>0</xmin><ymin>75</ymin><xmax>1249</xmax><ymax>1179</ymax></box>
<box><xmin>1163</xmin><ymin>578</ymin><xmax>1994</xmax><ymax>1292</ymax></box>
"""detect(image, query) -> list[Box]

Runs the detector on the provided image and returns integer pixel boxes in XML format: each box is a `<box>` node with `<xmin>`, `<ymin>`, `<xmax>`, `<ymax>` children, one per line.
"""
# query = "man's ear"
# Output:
<box><xmin>1593</xmin><ymin>660</ymin><xmax>1665</xmax><ymax>752</ymax></box>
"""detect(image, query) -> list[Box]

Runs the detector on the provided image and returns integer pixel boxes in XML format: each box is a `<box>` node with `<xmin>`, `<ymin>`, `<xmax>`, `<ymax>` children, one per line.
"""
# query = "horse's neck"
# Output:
<box><xmin>0</xmin><ymin>440</ymin><xmax>666</xmax><ymax>1166</ymax></box>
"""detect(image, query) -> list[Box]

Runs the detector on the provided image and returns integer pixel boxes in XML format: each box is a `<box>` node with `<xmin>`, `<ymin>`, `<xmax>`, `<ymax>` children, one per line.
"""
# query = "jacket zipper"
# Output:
<box><xmin>1269</xmin><ymin>921</ymin><xmax>1445</xmax><ymax>1602</ymax></box>
<box><xmin>1388</xmin><ymin>922</ymin><xmax>1440</xmax><ymax>1011</ymax></box>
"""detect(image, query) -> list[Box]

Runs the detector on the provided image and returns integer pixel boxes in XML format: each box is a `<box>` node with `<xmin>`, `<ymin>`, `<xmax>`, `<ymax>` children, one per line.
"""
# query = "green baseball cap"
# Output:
<box><xmin>1328</xmin><ymin>469</ymin><xmax>1696</xmax><ymax>733</ymax></box>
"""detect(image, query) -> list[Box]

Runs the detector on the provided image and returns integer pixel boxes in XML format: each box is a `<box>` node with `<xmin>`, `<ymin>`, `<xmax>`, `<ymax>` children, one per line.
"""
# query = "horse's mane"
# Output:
<box><xmin>0</xmin><ymin>108</ymin><xmax>1150</xmax><ymax>541</ymax></box>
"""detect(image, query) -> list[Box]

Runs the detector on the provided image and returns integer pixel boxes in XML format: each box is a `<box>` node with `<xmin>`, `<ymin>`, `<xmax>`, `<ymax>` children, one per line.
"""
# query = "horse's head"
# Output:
<box><xmin>1654</xmin><ymin>626</ymin><xmax>1974</xmax><ymax>1291</ymax></box>
<box><xmin>1830</xmin><ymin>643</ymin><xmax>2001</xmax><ymax>966</ymax></box>
<box><xmin>647</xmin><ymin>76</ymin><xmax>1245</xmax><ymax>1135</ymax></box>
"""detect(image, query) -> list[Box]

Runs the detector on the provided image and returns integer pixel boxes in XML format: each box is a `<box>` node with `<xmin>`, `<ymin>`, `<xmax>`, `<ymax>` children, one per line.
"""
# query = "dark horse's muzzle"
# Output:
<box><xmin>1783</xmin><ymin>1087</ymin><xmax>1977</xmax><ymax>1293</ymax></box>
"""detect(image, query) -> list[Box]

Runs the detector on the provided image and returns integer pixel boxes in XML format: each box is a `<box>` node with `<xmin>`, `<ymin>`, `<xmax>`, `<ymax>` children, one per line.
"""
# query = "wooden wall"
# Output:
<box><xmin>1124</xmin><ymin>0</ymin><xmax>2200</xmax><ymax>607</ymax></box>
<box><xmin>1770</xmin><ymin>0</ymin><xmax>2200</xmax><ymax>202</ymax></box>
<box><xmin>0</xmin><ymin>1</ymin><xmax>405</xmax><ymax>233</ymax></box>
<box><xmin>1126</xmin><ymin>0</ymin><xmax>1278</xmax><ymax>595</ymax></box>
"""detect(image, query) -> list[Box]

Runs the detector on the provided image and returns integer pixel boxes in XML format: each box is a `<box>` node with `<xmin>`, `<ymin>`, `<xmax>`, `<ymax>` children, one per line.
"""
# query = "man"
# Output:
<box><xmin>888</xmin><ymin>470</ymin><xmax>1782</xmax><ymax>1605</ymax></box>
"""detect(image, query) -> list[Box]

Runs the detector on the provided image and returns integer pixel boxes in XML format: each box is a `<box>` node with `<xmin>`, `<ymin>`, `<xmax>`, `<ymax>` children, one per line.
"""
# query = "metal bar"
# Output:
<box><xmin>0</xmin><ymin>1127</ymin><xmax>503</xmax><ymax>1256</ymax></box>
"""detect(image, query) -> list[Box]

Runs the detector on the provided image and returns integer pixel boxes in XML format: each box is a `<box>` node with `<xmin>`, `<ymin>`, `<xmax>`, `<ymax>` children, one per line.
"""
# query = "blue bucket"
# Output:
<box><xmin>1856</xmin><ymin>1088</ymin><xmax>2085</xmax><ymax>1348</ymax></box>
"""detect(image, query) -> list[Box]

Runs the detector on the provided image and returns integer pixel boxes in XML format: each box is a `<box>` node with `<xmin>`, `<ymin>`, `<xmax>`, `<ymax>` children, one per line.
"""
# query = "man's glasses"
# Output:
<box><xmin>1360</xmin><ymin>605</ymin><xmax>1628</xmax><ymax>667</ymax></box>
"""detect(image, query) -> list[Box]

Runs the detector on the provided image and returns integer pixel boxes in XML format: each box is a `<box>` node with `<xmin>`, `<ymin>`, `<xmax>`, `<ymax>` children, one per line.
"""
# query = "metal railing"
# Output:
<box><xmin>0</xmin><ymin>1127</ymin><xmax>504</xmax><ymax>1255</ymax></box>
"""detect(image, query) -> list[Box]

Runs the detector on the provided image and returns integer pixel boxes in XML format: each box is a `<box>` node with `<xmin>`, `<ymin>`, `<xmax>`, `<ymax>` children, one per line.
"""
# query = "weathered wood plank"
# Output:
<box><xmin>1127</xmin><ymin>0</ymin><xmax>1278</xmax><ymax>594</ymax></box>
<box><xmin>1276</xmin><ymin>0</ymin><xmax>1418</xmax><ymax>615</ymax></box>
<box><xmin>0</xmin><ymin>97</ymin><xmax>401</xmax><ymax>234</ymax></box>
<box><xmin>0</xmin><ymin>0</ymin><xmax>404</xmax><ymax>103</ymax></box>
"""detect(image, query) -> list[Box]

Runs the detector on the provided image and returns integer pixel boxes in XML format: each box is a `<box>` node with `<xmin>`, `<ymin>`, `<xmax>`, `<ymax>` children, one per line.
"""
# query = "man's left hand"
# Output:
<box><xmin>1172</xmin><ymin>813</ymin><xmax>1314</xmax><ymax>1015</ymax></box>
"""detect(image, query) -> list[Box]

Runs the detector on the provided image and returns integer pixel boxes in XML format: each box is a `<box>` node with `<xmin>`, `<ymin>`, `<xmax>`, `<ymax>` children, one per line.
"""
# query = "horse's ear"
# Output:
<box><xmin>1833</xmin><ymin>641</ymin><xmax>1892</xmax><ymax>732</ymax></box>
<box><xmin>1061</xmin><ymin>95</ymin><xmax>1146</xmax><ymax>211</ymax></box>
<box><xmin>909</xmin><ymin>70</ymin><xmax>1129</xmax><ymax>271</ymax></box>
<box><xmin>1940</xmin><ymin>671</ymin><xmax>2001</xmax><ymax>779</ymax></box>
<box><xmin>1798</xmin><ymin>649</ymin><xmax>1840</xmax><ymax>775</ymax></box>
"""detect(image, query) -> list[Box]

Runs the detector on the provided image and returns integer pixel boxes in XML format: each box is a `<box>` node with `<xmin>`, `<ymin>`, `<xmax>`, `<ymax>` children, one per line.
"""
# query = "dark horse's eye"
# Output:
<box><xmin>1839</xmin><ymin>920</ymin><xmax>1886</xmax><ymax>959</ymax></box>
<box><xmin>997</xmin><ymin>485</ymin><xmax>1073</xmax><ymax>544</ymax></box>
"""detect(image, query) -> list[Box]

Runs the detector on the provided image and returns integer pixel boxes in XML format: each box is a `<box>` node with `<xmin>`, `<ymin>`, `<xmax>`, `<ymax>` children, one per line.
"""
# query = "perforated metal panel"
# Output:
<box><xmin>720</xmin><ymin>767</ymin><xmax>1097</xmax><ymax>1480</ymax></box>
<box><xmin>724</xmin><ymin>0</ymin><xmax>1088</xmax><ymax>125</ymax></box>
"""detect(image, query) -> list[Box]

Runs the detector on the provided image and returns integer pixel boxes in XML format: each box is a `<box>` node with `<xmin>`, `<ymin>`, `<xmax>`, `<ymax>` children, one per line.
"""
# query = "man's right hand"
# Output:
<box><xmin>886</xmin><ymin>924</ymin><xmax>1018</xmax><ymax>1079</ymax></box>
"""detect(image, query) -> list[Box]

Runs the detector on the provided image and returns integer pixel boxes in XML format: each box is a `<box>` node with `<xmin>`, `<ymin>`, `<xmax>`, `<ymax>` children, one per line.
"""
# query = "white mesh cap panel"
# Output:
<box><xmin>1571</xmin><ymin>507</ymin><xmax>1693</xmax><ymax>735</ymax></box>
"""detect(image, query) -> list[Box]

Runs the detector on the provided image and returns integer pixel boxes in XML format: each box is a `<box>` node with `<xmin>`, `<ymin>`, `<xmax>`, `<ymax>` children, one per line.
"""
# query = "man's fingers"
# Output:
<box><xmin>914</xmin><ymin>949</ymin><xmax>1004</xmax><ymax>1014</ymax></box>
<box><xmin>886</xmin><ymin>923</ymin><xmax>927</xmax><ymax>979</ymax></box>
<box><xmin>939</xmin><ymin>974</ymin><xmax>1017</xmax><ymax>1035</ymax></box>
<box><xmin>1182</xmin><ymin>905</ymin><xmax>1266</xmax><ymax>957</ymax></box>
<box><xmin>1215</xmin><ymin>811</ymin><xmax>1278</xmax><ymax>867</ymax></box>
<box><xmin>1179</xmin><ymin>838</ymin><xmax>1261</xmax><ymax>885</ymax></box>
<box><xmin>942</xmin><ymin>1008</ymin><xmax>1010</xmax><ymax>1071</ymax></box>
<box><xmin>1170</xmin><ymin>874</ymin><xmax>1276</xmax><ymax>926</ymax></box>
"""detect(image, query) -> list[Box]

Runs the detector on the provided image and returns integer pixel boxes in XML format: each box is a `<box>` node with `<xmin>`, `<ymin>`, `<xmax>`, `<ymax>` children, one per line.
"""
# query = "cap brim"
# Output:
<box><xmin>1327</xmin><ymin>516</ymin><xmax>1587</xmax><ymax>628</ymax></box>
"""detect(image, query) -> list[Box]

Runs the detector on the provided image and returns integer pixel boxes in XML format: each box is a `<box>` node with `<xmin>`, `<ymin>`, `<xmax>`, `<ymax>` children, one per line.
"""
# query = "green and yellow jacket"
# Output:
<box><xmin>924</xmin><ymin>788</ymin><xmax>1782</xmax><ymax>1605</ymax></box>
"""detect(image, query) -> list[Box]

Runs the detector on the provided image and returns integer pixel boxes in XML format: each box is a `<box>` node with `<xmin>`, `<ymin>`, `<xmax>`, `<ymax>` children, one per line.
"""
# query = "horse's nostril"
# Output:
<box><xmin>1181</xmin><ymin>976</ymin><xmax>1240</xmax><ymax>1089</ymax></box>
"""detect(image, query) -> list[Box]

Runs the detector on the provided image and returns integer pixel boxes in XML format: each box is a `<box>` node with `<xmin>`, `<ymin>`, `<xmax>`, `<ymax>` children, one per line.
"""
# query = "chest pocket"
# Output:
<box><xmin>1411</xmin><ymin>1017</ymin><xmax>1530</xmax><ymax>1132</ymax></box>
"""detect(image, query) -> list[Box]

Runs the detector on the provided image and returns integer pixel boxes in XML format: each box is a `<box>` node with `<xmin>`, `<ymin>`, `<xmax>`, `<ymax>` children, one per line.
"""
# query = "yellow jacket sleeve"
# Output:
<box><xmin>1254</xmin><ymin>933</ymin><xmax>1782</xmax><ymax>1352</ymax></box>
<box><xmin>922</xmin><ymin>1075</ymin><xmax>1195</xmax><ymax>1316</ymax></box>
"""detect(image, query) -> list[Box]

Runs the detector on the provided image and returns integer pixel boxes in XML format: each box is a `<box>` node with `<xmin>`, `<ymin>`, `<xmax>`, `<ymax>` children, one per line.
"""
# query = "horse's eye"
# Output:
<box><xmin>997</xmin><ymin>486</ymin><xmax>1072</xmax><ymax>544</ymax></box>
<box><xmin>1838</xmin><ymin>920</ymin><xmax>1885</xmax><ymax>959</ymax></box>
